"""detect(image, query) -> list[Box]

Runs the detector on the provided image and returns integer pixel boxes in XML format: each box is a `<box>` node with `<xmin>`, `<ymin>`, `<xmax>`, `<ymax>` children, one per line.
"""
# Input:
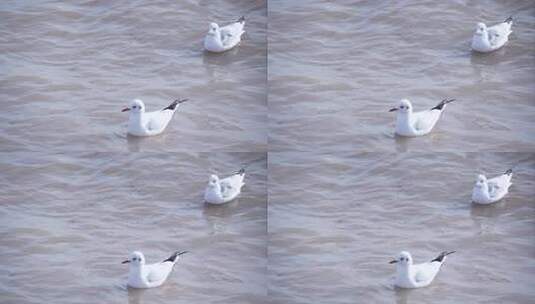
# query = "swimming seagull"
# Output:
<box><xmin>389</xmin><ymin>98</ymin><xmax>455</xmax><ymax>137</ymax></box>
<box><xmin>390</xmin><ymin>251</ymin><xmax>455</xmax><ymax>289</ymax></box>
<box><xmin>204</xmin><ymin>16</ymin><xmax>246</xmax><ymax>53</ymax></box>
<box><xmin>471</xmin><ymin>17</ymin><xmax>513</xmax><ymax>53</ymax></box>
<box><xmin>472</xmin><ymin>169</ymin><xmax>513</xmax><ymax>205</ymax></box>
<box><xmin>122</xmin><ymin>250</ymin><xmax>188</xmax><ymax>288</ymax></box>
<box><xmin>204</xmin><ymin>168</ymin><xmax>245</xmax><ymax>204</ymax></box>
<box><xmin>122</xmin><ymin>98</ymin><xmax>188</xmax><ymax>136</ymax></box>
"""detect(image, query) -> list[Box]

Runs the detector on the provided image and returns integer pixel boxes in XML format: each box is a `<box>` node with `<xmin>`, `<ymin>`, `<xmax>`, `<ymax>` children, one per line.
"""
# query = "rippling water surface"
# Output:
<box><xmin>0</xmin><ymin>0</ymin><xmax>267</xmax><ymax>152</ymax></box>
<box><xmin>268</xmin><ymin>152</ymin><xmax>535</xmax><ymax>303</ymax></box>
<box><xmin>0</xmin><ymin>153</ymin><xmax>267</xmax><ymax>303</ymax></box>
<box><xmin>269</xmin><ymin>0</ymin><xmax>535</xmax><ymax>152</ymax></box>
<box><xmin>2</xmin><ymin>0</ymin><xmax>534</xmax><ymax>303</ymax></box>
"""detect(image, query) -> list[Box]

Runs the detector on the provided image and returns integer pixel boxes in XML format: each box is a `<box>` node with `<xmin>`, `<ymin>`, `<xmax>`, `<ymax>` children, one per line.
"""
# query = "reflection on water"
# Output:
<box><xmin>394</xmin><ymin>288</ymin><xmax>410</xmax><ymax>304</ymax></box>
<box><xmin>127</xmin><ymin>288</ymin><xmax>145</xmax><ymax>304</ymax></box>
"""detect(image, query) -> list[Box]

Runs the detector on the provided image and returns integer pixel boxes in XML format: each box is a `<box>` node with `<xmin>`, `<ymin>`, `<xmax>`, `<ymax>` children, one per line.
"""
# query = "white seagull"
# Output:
<box><xmin>472</xmin><ymin>169</ymin><xmax>513</xmax><ymax>205</ymax></box>
<box><xmin>122</xmin><ymin>250</ymin><xmax>188</xmax><ymax>289</ymax></box>
<box><xmin>204</xmin><ymin>16</ymin><xmax>246</xmax><ymax>53</ymax></box>
<box><xmin>471</xmin><ymin>17</ymin><xmax>513</xmax><ymax>53</ymax></box>
<box><xmin>390</xmin><ymin>251</ymin><xmax>455</xmax><ymax>289</ymax></box>
<box><xmin>389</xmin><ymin>98</ymin><xmax>455</xmax><ymax>137</ymax></box>
<box><xmin>204</xmin><ymin>168</ymin><xmax>245</xmax><ymax>204</ymax></box>
<box><xmin>122</xmin><ymin>98</ymin><xmax>188</xmax><ymax>137</ymax></box>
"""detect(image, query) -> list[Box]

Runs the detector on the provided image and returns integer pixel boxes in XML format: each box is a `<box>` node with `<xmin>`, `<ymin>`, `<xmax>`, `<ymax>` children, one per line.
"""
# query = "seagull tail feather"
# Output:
<box><xmin>163</xmin><ymin>98</ymin><xmax>188</xmax><ymax>111</ymax></box>
<box><xmin>431</xmin><ymin>98</ymin><xmax>455</xmax><ymax>111</ymax></box>
<box><xmin>431</xmin><ymin>251</ymin><xmax>456</xmax><ymax>263</ymax></box>
<box><xmin>163</xmin><ymin>251</ymin><xmax>189</xmax><ymax>263</ymax></box>
<box><xmin>504</xmin><ymin>16</ymin><xmax>513</xmax><ymax>24</ymax></box>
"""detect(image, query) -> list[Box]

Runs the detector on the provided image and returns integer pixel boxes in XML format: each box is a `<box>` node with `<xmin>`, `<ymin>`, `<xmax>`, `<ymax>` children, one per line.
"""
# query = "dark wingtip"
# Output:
<box><xmin>505</xmin><ymin>16</ymin><xmax>513</xmax><ymax>23</ymax></box>
<box><xmin>163</xmin><ymin>99</ymin><xmax>188</xmax><ymax>111</ymax></box>
<box><xmin>505</xmin><ymin>169</ymin><xmax>513</xmax><ymax>175</ymax></box>
<box><xmin>238</xmin><ymin>16</ymin><xmax>245</xmax><ymax>23</ymax></box>
<box><xmin>163</xmin><ymin>251</ymin><xmax>188</xmax><ymax>263</ymax></box>
<box><xmin>236</xmin><ymin>168</ymin><xmax>245</xmax><ymax>175</ymax></box>
<box><xmin>431</xmin><ymin>251</ymin><xmax>455</xmax><ymax>263</ymax></box>
<box><xmin>431</xmin><ymin>98</ymin><xmax>455</xmax><ymax>111</ymax></box>
<box><xmin>163</xmin><ymin>100</ymin><xmax>178</xmax><ymax>111</ymax></box>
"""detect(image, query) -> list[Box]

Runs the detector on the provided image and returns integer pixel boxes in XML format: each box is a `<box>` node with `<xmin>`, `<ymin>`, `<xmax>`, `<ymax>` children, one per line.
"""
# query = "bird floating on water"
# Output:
<box><xmin>204</xmin><ymin>168</ymin><xmax>246</xmax><ymax>204</ymax></box>
<box><xmin>472</xmin><ymin>169</ymin><xmax>513</xmax><ymax>205</ymax></box>
<box><xmin>122</xmin><ymin>98</ymin><xmax>188</xmax><ymax>136</ymax></box>
<box><xmin>122</xmin><ymin>250</ymin><xmax>188</xmax><ymax>288</ymax></box>
<box><xmin>204</xmin><ymin>16</ymin><xmax>246</xmax><ymax>53</ymax></box>
<box><xmin>389</xmin><ymin>98</ymin><xmax>455</xmax><ymax>137</ymax></box>
<box><xmin>471</xmin><ymin>17</ymin><xmax>513</xmax><ymax>53</ymax></box>
<box><xmin>390</xmin><ymin>251</ymin><xmax>455</xmax><ymax>288</ymax></box>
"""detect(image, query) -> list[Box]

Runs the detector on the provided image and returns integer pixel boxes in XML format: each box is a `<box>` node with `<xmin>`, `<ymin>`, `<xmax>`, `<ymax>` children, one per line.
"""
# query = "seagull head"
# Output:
<box><xmin>475</xmin><ymin>22</ymin><xmax>487</xmax><ymax>36</ymax></box>
<box><xmin>389</xmin><ymin>99</ymin><xmax>412</xmax><ymax>113</ymax></box>
<box><xmin>122</xmin><ymin>99</ymin><xmax>145</xmax><ymax>113</ymax></box>
<box><xmin>390</xmin><ymin>251</ymin><xmax>413</xmax><ymax>266</ymax></box>
<box><xmin>208</xmin><ymin>23</ymin><xmax>219</xmax><ymax>36</ymax></box>
<box><xmin>122</xmin><ymin>251</ymin><xmax>145</xmax><ymax>266</ymax></box>
<box><xmin>208</xmin><ymin>174</ymin><xmax>220</xmax><ymax>187</ymax></box>
<box><xmin>474</xmin><ymin>174</ymin><xmax>487</xmax><ymax>188</ymax></box>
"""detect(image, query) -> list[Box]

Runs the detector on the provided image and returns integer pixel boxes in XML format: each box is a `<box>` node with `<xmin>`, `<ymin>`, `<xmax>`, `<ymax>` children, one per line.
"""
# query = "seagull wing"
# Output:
<box><xmin>146</xmin><ymin>262</ymin><xmax>173</xmax><ymax>283</ymax></box>
<box><xmin>413</xmin><ymin>262</ymin><xmax>440</xmax><ymax>283</ymax></box>
<box><xmin>413</xmin><ymin>110</ymin><xmax>440</xmax><ymax>132</ymax></box>
<box><xmin>488</xmin><ymin>30</ymin><xmax>505</xmax><ymax>47</ymax></box>
<box><xmin>487</xmin><ymin>172</ymin><xmax>511</xmax><ymax>198</ymax></box>
<box><xmin>487</xmin><ymin>22</ymin><xmax>511</xmax><ymax>46</ymax></box>
<box><xmin>220</xmin><ymin>26</ymin><xmax>233</xmax><ymax>38</ymax></box>
<box><xmin>146</xmin><ymin>110</ymin><xmax>173</xmax><ymax>132</ymax></box>
<box><xmin>219</xmin><ymin>173</ymin><xmax>244</xmax><ymax>199</ymax></box>
<box><xmin>487</xmin><ymin>181</ymin><xmax>500</xmax><ymax>197</ymax></box>
<box><xmin>220</xmin><ymin>22</ymin><xmax>244</xmax><ymax>47</ymax></box>
<box><xmin>488</xmin><ymin>174</ymin><xmax>508</xmax><ymax>187</ymax></box>
<box><xmin>219</xmin><ymin>179</ymin><xmax>235</xmax><ymax>198</ymax></box>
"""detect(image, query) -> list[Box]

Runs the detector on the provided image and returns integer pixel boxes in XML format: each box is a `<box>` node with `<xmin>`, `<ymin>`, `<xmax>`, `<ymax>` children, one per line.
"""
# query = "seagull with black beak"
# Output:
<box><xmin>390</xmin><ymin>251</ymin><xmax>455</xmax><ymax>288</ymax></box>
<box><xmin>389</xmin><ymin>98</ymin><xmax>455</xmax><ymax>137</ymax></box>
<box><xmin>122</xmin><ymin>250</ymin><xmax>188</xmax><ymax>288</ymax></box>
<box><xmin>122</xmin><ymin>98</ymin><xmax>188</xmax><ymax>136</ymax></box>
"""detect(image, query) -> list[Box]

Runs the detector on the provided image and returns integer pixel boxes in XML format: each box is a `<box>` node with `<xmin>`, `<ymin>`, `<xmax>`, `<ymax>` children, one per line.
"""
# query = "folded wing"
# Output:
<box><xmin>146</xmin><ymin>262</ymin><xmax>173</xmax><ymax>283</ymax></box>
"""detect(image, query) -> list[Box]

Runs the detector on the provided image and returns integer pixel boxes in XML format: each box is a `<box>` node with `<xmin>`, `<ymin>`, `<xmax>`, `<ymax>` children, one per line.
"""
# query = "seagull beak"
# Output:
<box><xmin>122</xmin><ymin>260</ymin><xmax>130</xmax><ymax>264</ymax></box>
<box><xmin>389</xmin><ymin>259</ymin><xmax>398</xmax><ymax>264</ymax></box>
<box><xmin>177</xmin><ymin>251</ymin><xmax>189</xmax><ymax>256</ymax></box>
<box><xmin>121</xmin><ymin>107</ymin><xmax>130</xmax><ymax>112</ymax></box>
<box><xmin>389</xmin><ymin>107</ymin><xmax>398</xmax><ymax>112</ymax></box>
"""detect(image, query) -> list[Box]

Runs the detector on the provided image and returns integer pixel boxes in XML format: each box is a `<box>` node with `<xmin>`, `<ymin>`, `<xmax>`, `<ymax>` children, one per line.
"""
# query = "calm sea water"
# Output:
<box><xmin>0</xmin><ymin>0</ymin><xmax>267</xmax><ymax>152</ymax></box>
<box><xmin>268</xmin><ymin>152</ymin><xmax>535</xmax><ymax>303</ymax></box>
<box><xmin>1</xmin><ymin>0</ymin><xmax>534</xmax><ymax>303</ymax></box>
<box><xmin>269</xmin><ymin>0</ymin><xmax>535</xmax><ymax>152</ymax></box>
<box><xmin>0</xmin><ymin>152</ymin><xmax>267</xmax><ymax>304</ymax></box>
